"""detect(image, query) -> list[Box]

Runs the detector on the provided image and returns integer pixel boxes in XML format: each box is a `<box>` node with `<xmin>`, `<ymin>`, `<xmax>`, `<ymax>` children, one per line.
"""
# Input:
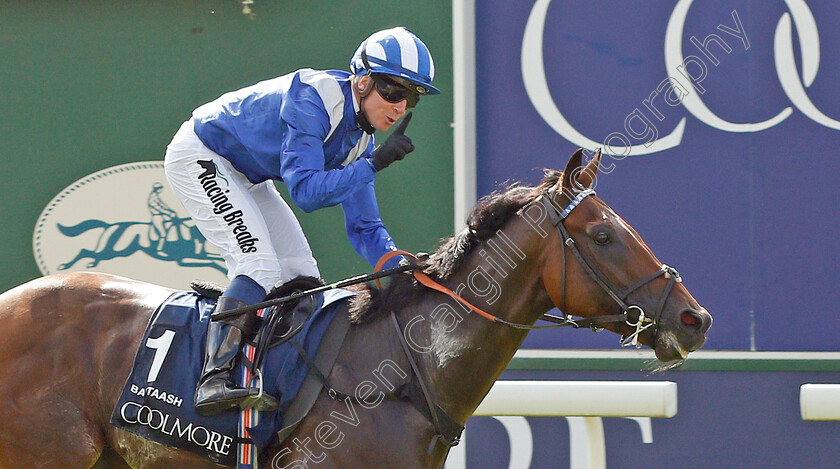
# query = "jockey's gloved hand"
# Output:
<box><xmin>371</xmin><ymin>113</ymin><xmax>414</xmax><ymax>171</ymax></box>
<box><xmin>397</xmin><ymin>252</ymin><xmax>429</xmax><ymax>277</ymax></box>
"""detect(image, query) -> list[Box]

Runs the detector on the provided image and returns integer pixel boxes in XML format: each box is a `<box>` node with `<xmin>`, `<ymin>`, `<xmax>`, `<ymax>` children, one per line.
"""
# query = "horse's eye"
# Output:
<box><xmin>594</xmin><ymin>232</ymin><xmax>611</xmax><ymax>245</ymax></box>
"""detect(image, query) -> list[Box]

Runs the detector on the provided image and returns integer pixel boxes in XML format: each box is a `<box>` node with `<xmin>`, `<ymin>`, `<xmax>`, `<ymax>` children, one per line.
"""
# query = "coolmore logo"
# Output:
<box><xmin>118</xmin><ymin>402</ymin><xmax>234</xmax><ymax>456</ymax></box>
<box><xmin>33</xmin><ymin>162</ymin><xmax>227</xmax><ymax>288</ymax></box>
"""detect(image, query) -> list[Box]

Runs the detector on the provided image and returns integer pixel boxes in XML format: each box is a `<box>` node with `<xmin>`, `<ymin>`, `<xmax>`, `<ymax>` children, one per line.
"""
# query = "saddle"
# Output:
<box><xmin>190</xmin><ymin>277</ymin><xmax>323</xmax><ymax>353</ymax></box>
<box><xmin>110</xmin><ymin>284</ymin><xmax>354</xmax><ymax>466</ymax></box>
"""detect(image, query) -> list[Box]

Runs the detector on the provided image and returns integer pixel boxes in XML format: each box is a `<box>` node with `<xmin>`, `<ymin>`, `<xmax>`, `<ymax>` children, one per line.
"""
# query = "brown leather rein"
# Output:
<box><xmin>375</xmin><ymin>187</ymin><xmax>683</xmax><ymax>347</ymax></box>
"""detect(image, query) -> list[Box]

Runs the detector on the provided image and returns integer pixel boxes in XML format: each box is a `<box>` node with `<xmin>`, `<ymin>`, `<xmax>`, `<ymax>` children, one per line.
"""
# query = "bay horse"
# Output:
<box><xmin>0</xmin><ymin>150</ymin><xmax>711</xmax><ymax>468</ymax></box>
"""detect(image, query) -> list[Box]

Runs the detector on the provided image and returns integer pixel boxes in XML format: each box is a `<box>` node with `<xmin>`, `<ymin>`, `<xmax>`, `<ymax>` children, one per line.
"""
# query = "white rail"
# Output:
<box><xmin>800</xmin><ymin>384</ymin><xmax>840</xmax><ymax>420</ymax></box>
<box><xmin>473</xmin><ymin>380</ymin><xmax>677</xmax><ymax>417</ymax></box>
<box><xmin>446</xmin><ymin>380</ymin><xmax>677</xmax><ymax>469</ymax></box>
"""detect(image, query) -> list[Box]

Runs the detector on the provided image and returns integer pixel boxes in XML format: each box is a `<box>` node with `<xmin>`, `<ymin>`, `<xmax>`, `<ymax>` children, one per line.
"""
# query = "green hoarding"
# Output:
<box><xmin>1</xmin><ymin>1</ymin><xmax>453</xmax><ymax>291</ymax></box>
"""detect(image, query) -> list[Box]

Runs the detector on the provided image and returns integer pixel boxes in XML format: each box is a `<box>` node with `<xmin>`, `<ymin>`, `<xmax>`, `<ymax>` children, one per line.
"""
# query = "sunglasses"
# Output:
<box><xmin>372</xmin><ymin>75</ymin><xmax>422</xmax><ymax>108</ymax></box>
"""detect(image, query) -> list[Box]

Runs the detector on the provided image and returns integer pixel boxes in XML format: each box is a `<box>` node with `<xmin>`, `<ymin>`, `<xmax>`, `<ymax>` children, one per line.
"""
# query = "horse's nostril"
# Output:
<box><xmin>680</xmin><ymin>308</ymin><xmax>704</xmax><ymax>329</ymax></box>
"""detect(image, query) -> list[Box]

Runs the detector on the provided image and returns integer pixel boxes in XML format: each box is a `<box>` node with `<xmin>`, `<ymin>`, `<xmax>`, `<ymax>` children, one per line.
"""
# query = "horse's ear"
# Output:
<box><xmin>560</xmin><ymin>148</ymin><xmax>584</xmax><ymax>191</ymax></box>
<box><xmin>577</xmin><ymin>148</ymin><xmax>601</xmax><ymax>189</ymax></box>
<box><xmin>561</xmin><ymin>148</ymin><xmax>601</xmax><ymax>192</ymax></box>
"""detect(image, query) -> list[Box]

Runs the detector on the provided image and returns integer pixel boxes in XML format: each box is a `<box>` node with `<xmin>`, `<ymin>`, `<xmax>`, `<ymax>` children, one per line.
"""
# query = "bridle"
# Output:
<box><xmin>382</xmin><ymin>185</ymin><xmax>684</xmax><ymax>348</ymax></box>
<box><xmin>537</xmin><ymin>186</ymin><xmax>683</xmax><ymax>347</ymax></box>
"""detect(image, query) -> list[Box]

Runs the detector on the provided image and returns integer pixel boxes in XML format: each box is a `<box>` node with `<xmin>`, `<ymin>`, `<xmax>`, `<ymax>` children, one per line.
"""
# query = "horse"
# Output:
<box><xmin>0</xmin><ymin>149</ymin><xmax>712</xmax><ymax>468</ymax></box>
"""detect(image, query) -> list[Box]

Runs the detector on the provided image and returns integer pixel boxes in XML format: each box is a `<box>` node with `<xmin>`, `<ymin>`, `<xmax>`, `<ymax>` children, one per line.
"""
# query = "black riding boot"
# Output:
<box><xmin>194</xmin><ymin>297</ymin><xmax>278</xmax><ymax>416</ymax></box>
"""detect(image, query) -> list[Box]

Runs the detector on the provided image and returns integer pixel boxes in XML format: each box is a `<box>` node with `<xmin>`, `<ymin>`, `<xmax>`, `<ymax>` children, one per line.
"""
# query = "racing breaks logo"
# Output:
<box><xmin>34</xmin><ymin>162</ymin><xmax>227</xmax><ymax>288</ymax></box>
<box><xmin>195</xmin><ymin>160</ymin><xmax>259</xmax><ymax>254</ymax></box>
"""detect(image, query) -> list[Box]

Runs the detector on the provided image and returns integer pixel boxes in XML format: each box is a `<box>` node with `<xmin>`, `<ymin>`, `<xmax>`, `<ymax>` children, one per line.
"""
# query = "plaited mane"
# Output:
<box><xmin>348</xmin><ymin>170</ymin><xmax>562</xmax><ymax>324</ymax></box>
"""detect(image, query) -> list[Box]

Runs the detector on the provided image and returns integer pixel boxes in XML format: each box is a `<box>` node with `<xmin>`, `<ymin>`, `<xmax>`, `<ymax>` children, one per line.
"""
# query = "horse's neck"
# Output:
<box><xmin>408</xmin><ymin>222</ymin><xmax>555</xmax><ymax>424</ymax></box>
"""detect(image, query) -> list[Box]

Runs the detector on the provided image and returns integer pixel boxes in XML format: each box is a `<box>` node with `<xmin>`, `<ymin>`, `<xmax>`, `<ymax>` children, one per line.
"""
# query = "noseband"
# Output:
<box><xmin>537</xmin><ymin>187</ymin><xmax>683</xmax><ymax>347</ymax></box>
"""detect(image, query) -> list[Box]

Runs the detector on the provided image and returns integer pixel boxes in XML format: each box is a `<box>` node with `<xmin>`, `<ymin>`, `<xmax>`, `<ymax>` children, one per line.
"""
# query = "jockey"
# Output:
<box><xmin>163</xmin><ymin>27</ymin><xmax>439</xmax><ymax>416</ymax></box>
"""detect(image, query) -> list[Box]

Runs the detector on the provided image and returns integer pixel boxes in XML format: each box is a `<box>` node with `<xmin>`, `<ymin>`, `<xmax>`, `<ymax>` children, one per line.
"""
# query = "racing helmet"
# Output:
<box><xmin>350</xmin><ymin>27</ymin><xmax>440</xmax><ymax>96</ymax></box>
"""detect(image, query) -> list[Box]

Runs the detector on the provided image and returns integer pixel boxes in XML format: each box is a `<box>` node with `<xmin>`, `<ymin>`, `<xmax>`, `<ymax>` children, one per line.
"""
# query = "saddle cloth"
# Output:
<box><xmin>109</xmin><ymin>288</ymin><xmax>354</xmax><ymax>466</ymax></box>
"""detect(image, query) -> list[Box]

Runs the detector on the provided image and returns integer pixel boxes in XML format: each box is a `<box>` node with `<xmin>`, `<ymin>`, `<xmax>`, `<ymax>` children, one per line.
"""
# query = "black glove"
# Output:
<box><xmin>371</xmin><ymin>113</ymin><xmax>415</xmax><ymax>171</ymax></box>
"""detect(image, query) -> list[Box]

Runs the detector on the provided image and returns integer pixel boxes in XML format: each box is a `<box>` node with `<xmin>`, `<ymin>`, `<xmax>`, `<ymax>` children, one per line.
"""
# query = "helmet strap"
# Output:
<box><xmin>356</xmin><ymin>110</ymin><xmax>376</xmax><ymax>135</ymax></box>
<box><xmin>355</xmin><ymin>110</ymin><xmax>375</xmax><ymax>135</ymax></box>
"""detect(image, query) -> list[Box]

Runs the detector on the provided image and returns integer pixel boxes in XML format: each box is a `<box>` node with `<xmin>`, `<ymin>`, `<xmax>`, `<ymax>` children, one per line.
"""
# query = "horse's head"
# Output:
<box><xmin>540</xmin><ymin>149</ymin><xmax>712</xmax><ymax>364</ymax></box>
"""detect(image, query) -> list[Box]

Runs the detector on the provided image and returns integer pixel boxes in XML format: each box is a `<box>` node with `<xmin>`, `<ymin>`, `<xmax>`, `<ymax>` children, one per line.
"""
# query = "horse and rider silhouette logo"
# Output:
<box><xmin>34</xmin><ymin>162</ymin><xmax>227</xmax><ymax>288</ymax></box>
<box><xmin>55</xmin><ymin>182</ymin><xmax>222</xmax><ymax>271</ymax></box>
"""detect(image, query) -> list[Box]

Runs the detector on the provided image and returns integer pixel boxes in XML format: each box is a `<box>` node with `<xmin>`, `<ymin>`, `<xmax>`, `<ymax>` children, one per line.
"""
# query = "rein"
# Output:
<box><xmin>375</xmin><ymin>249</ymin><xmax>625</xmax><ymax>331</ymax></box>
<box><xmin>377</xmin><ymin>186</ymin><xmax>683</xmax><ymax>348</ymax></box>
<box><xmin>210</xmin><ymin>264</ymin><xmax>416</xmax><ymax>322</ymax></box>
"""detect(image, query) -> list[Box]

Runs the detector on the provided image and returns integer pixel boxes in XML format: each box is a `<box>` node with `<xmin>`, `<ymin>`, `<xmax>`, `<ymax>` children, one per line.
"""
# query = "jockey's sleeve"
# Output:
<box><xmin>340</xmin><ymin>181</ymin><xmax>401</xmax><ymax>268</ymax></box>
<box><xmin>279</xmin><ymin>83</ymin><xmax>376</xmax><ymax>213</ymax></box>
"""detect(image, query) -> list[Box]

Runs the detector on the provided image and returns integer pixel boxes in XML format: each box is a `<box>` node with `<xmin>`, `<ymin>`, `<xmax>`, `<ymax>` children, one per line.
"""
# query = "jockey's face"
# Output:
<box><xmin>357</xmin><ymin>75</ymin><xmax>409</xmax><ymax>132</ymax></box>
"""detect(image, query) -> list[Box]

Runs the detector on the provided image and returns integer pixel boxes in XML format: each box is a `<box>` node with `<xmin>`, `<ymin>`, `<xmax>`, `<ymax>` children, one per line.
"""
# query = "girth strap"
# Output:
<box><xmin>273</xmin><ymin>312</ymin><xmax>352</xmax><ymax>445</ymax></box>
<box><xmin>272</xmin><ymin>309</ymin><xmax>463</xmax><ymax>453</ymax></box>
<box><xmin>390</xmin><ymin>311</ymin><xmax>464</xmax><ymax>453</ymax></box>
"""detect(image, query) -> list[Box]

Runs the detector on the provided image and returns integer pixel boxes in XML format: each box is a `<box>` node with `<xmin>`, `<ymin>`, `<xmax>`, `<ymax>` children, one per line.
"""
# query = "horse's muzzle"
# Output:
<box><xmin>679</xmin><ymin>307</ymin><xmax>713</xmax><ymax>335</ymax></box>
<box><xmin>652</xmin><ymin>306</ymin><xmax>712</xmax><ymax>361</ymax></box>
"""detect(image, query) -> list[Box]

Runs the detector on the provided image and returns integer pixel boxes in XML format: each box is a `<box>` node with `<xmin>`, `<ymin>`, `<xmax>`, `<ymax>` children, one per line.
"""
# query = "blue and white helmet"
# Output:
<box><xmin>350</xmin><ymin>27</ymin><xmax>440</xmax><ymax>95</ymax></box>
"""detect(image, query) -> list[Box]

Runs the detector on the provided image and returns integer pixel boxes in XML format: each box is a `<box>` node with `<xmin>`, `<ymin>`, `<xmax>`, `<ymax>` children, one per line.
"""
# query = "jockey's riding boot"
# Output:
<box><xmin>194</xmin><ymin>297</ymin><xmax>278</xmax><ymax>416</ymax></box>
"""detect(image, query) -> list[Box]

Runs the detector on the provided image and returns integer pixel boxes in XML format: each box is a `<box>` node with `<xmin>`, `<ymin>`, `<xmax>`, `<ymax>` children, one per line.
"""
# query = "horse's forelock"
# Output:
<box><xmin>539</xmin><ymin>169</ymin><xmax>563</xmax><ymax>192</ymax></box>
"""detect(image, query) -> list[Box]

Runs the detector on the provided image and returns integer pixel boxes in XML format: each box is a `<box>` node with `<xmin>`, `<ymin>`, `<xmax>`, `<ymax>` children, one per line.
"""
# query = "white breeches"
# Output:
<box><xmin>164</xmin><ymin>121</ymin><xmax>320</xmax><ymax>291</ymax></box>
